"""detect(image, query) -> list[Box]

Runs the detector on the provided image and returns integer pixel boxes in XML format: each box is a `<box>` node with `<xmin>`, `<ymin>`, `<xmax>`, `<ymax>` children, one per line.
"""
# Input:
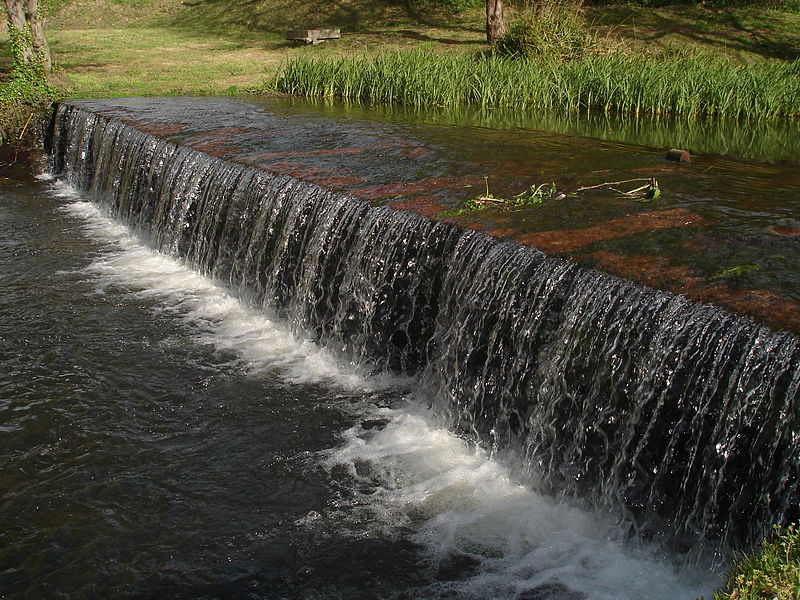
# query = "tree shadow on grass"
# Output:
<box><xmin>391</xmin><ymin>29</ymin><xmax>485</xmax><ymax>45</ymax></box>
<box><xmin>590</xmin><ymin>5</ymin><xmax>800</xmax><ymax>61</ymax></box>
<box><xmin>167</xmin><ymin>0</ymin><xmax>484</xmax><ymax>41</ymax></box>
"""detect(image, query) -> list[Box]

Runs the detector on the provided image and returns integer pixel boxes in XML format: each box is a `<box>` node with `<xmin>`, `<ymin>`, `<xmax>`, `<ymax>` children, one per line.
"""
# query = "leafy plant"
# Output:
<box><xmin>1</xmin><ymin>21</ymin><xmax>57</xmax><ymax>108</ymax></box>
<box><xmin>714</xmin><ymin>525</ymin><xmax>800</xmax><ymax>600</ymax></box>
<box><xmin>0</xmin><ymin>62</ymin><xmax>55</xmax><ymax>108</ymax></box>
<box><xmin>439</xmin><ymin>177</ymin><xmax>560</xmax><ymax>216</ymax></box>
<box><xmin>512</xmin><ymin>181</ymin><xmax>560</xmax><ymax>205</ymax></box>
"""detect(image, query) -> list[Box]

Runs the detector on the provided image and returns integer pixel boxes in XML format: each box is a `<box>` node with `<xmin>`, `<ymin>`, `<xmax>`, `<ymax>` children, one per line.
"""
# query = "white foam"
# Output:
<box><xmin>325</xmin><ymin>407</ymin><xmax>722</xmax><ymax>600</ymax></box>
<box><xmin>52</xmin><ymin>181</ymin><xmax>722</xmax><ymax>599</ymax></box>
<box><xmin>53</xmin><ymin>182</ymin><xmax>389</xmax><ymax>389</ymax></box>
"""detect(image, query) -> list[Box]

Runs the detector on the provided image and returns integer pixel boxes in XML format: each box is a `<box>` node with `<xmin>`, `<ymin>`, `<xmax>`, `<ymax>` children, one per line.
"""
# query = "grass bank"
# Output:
<box><xmin>11</xmin><ymin>0</ymin><xmax>798</xmax><ymax>101</ymax></box>
<box><xmin>36</xmin><ymin>0</ymin><xmax>485</xmax><ymax>98</ymax></box>
<box><xmin>714</xmin><ymin>525</ymin><xmax>800</xmax><ymax>600</ymax></box>
<box><xmin>268</xmin><ymin>48</ymin><xmax>800</xmax><ymax>121</ymax></box>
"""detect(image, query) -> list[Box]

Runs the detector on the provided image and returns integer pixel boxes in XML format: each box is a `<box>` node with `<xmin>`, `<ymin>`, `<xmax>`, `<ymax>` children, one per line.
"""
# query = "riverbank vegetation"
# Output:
<box><xmin>268</xmin><ymin>47</ymin><xmax>800</xmax><ymax>120</ymax></box>
<box><xmin>714</xmin><ymin>525</ymin><xmax>800</xmax><ymax>600</ymax></box>
<box><xmin>0</xmin><ymin>0</ymin><xmax>58</xmax><ymax>149</ymax></box>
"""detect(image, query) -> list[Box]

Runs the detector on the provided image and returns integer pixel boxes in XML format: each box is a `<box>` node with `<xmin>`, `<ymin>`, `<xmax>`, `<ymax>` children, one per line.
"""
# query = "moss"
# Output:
<box><xmin>710</xmin><ymin>264</ymin><xmax>761</xmax><ymax>280</ymax></box>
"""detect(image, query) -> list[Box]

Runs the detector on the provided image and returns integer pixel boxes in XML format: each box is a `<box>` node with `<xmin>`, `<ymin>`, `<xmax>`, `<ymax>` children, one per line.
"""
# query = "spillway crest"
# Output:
<box><xmin>50</xmin><ymin>101</ymin><xmax>800</xmax><ymax>556</ymax></box>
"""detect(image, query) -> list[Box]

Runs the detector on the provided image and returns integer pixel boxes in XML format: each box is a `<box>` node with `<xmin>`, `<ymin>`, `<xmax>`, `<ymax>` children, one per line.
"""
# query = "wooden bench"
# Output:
<box><xmin>285</xmin><ymin>29</ymin><xmax>341</xmax><ymax>45</ymax></box>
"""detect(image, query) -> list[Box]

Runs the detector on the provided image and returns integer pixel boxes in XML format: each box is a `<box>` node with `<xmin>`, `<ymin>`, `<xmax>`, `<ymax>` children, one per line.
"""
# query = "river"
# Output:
<box><xmin>0</xmin><ymin>171</ymin><xmax>718</xmax><ymax>599</ymax></box>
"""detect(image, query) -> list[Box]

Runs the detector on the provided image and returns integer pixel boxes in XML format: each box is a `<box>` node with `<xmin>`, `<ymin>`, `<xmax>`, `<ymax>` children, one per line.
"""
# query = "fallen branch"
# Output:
<box><xmin>441</xmin><ymin>176</ymin><xmax>661</xmax><ymax>218</ymax></box>
<box><xmin>556</xmin><ymin>178</ymin><xmax>656</xmax><ymax>200</ymax></box>
<box><xmin>17</xmin><ymin>112</ymin><xmax>34</xmax><ymax>141</ymax></box>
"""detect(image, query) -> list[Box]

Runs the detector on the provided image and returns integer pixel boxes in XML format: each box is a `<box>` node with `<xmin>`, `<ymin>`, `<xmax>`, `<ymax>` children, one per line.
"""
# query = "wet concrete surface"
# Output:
<box><xmin>63</xmin><ymin>97</ymin><xmax>800</xmax><ymax>332</ymax></box>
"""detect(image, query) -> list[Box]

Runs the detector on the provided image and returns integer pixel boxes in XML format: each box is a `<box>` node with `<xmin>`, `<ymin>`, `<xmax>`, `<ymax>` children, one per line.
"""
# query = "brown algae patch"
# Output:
<box><xmin>123</xmin><ymin>119</ymin><xmax>185</xmax><ymax>136</ymax></box>
<box><xmin>389</xmin><ymin>196</ymin><xmax>449</xmax><ymax>219</ymax></box>
<box><xmin>516</xmin><ymin>208</ymin><xmax>703</xmax><ymax>253</ymax></box>
<box><xmin>353</xmin><ymin>176</ymin><xmax>481</xmax><ymax>202</ymax></box>
<box><xmin>588</xmin><ymin>250</ymin><xmax>800</xmax><ymax>332</ymax></box>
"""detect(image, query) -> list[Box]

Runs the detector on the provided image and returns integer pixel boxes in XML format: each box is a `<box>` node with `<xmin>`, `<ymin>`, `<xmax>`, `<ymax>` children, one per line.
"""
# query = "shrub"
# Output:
<box><xmin>0</xmin><ymin>62</ymin><xmax>55</xmax><ymax>108</ymax></box>
<box><xmin>495</xmin><ymin>3</ymin><xmax>598</xmax><ymax>61</ymax></box>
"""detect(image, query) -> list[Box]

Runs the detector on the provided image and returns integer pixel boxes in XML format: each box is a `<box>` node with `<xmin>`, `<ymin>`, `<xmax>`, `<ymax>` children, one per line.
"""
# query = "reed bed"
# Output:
<box><xmin>268</xmin><ymin>49</ymin><xmax>800</xmax><ymax>121</ymax></box>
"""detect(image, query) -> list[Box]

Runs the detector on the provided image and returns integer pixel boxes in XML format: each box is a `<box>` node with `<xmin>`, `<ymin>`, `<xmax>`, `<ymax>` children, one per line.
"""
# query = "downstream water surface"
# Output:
<box><xmin>0</xmin><ymin>175</ymin><xmax>718</xmax><ymax>599</ymax></box>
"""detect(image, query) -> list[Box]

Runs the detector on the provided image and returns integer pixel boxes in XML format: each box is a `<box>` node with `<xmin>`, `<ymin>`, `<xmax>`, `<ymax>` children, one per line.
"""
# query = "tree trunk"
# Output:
<box><xmin>4</xmin><ymin>0</ymin><xmax>33</xmax><ymax>65</ymax></box>
<box><xmin>23</xmin><ymin>0</ymin><xmax>51</xmax><ymax>72</ymax></box>
<box><xmin>4</xmin><ymin>0</ymin><xmax>51</xmax><ymax>71</ymax></box>
<box><xmin>485</xmin><ymin>0</ymin><xmax>506</xmax><ymax>44</ymax></box>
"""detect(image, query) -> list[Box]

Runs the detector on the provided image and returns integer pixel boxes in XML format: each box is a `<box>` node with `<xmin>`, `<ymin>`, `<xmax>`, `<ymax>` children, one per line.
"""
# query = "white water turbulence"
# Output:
<box><xmin>47</xmin><ymin>101</ymin><xmax>800</xmax><ymax>598</ymax></box>
<box><xmin>47</xmin><ymin>182</ymin><xmax>719</xmax><ymax>600</ymax></box>
<box><xmin>325</xmin><ymin>407</ymin><xmax>721</xmax><ymax>600</ymax></box>
<box><xmin>53</xmin><ymin>182</ymin><xmax>379</xmax><ymax>390</ymax></box>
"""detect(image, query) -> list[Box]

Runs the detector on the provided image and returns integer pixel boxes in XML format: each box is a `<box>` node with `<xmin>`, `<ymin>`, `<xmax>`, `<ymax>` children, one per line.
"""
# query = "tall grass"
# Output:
<box><xmin>496</xmin><ymin>3</ymin><xmax>597</xmax><ymax>61</ymax></box>
<box><xmin>268</xmin><ymin>49</ymin><xmax>800</xmax><ymax>121</ymax></box>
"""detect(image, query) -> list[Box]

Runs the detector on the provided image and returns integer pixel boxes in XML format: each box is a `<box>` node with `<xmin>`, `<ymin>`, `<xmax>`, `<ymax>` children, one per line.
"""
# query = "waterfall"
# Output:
<box><xmin>49</xmin><ymin>101</ymin><xmax>799</xmax><ymax>557</ymax></box>
<box><xmin>424</xmin><ymin>237</ymin><xmax>799</xmax><ymax>554</ymax></box>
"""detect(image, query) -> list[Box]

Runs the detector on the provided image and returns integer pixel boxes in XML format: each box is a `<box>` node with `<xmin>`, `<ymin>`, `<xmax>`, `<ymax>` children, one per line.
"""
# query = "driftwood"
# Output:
<box><xmin>449</xmin><ymin>177</ymin><xmax>661</xmax><ymax>217</ymax></box>
<box><xmin>17</xmin><ymin>112</ymin><xmax>33</xmax><ymax>141</ymax></box>
<box><xmin>556</xmin><ymin>177</ymin><xmax>660</xmax><ymax>201</ymax></box>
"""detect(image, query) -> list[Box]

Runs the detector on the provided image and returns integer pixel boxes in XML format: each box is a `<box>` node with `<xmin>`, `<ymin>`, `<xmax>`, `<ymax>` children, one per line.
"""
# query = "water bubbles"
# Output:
<box><xmin>296</xmin><ymin>510</ymin><xmax>323</xmax><ymax>527</ymax></box>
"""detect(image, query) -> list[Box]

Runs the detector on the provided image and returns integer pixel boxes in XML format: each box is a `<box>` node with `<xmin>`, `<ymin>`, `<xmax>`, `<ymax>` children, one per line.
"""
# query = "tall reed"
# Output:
<box><xmin>268</xmin><ymin>49</ymin><xmax>800</xmax><ymax>121</ymax></box>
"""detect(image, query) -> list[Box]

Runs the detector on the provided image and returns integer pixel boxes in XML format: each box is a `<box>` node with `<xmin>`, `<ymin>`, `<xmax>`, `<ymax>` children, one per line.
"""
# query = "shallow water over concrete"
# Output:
<box><xmin>66</xmin><ymin>96</ymin><xmax>800</xmax><ymax>332</ymax></box>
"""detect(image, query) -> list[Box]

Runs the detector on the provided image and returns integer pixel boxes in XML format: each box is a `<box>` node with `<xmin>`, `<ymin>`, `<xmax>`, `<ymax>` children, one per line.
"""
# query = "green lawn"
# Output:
<box><xmin>48</xmin><ymin>27</ymin><xmax>284</xmax><ymax>96</ymax></box>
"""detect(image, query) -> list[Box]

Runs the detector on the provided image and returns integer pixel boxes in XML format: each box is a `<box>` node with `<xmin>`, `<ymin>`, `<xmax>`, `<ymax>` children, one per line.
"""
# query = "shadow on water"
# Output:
<box><xmin>287</xmin><ymin>97</ymin><xmax>800</xmax><ymax>166</ymax></box>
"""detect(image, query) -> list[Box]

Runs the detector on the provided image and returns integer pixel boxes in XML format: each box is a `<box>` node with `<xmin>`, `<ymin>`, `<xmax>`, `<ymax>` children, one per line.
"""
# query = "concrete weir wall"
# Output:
<box><xmin>49</xmin><ymin>98</ymin><xmax>800</xmax><ymax>556</ymax></box>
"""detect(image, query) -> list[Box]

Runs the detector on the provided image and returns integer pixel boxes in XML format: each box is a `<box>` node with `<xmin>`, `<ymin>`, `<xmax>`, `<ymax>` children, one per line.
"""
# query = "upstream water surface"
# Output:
<box><xmin>66</xmin><ymin>97</ymin><xmax>800</xmax><ymax>332</ymax></box>
<box><xmin>0</xmin><ymin>174</ymin><xmax>718</xmax><ymax>599</ymax></box>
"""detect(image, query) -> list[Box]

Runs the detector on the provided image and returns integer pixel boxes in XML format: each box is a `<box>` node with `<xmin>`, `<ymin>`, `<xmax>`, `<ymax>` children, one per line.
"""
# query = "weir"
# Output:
<box><xmin>49</xmin><ymin>100</ymin><xmax>799</xmax><ymax>559</ymax></box>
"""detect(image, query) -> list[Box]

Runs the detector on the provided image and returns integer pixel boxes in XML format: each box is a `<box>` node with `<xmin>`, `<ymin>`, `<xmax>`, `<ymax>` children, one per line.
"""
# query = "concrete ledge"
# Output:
<box><xmin>285</xmin><ymin>29</ymin><xmax>341</xmax><ymax>44</ymax></box>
